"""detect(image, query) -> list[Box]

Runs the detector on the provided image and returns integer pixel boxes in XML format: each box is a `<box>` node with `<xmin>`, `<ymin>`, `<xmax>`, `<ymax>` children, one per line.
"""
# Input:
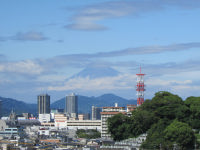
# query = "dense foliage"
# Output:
<box><xmin>185</xmin><ymin>96</ymin><xmax>200</xmax><ymax>129</ymax></box>
<box><xmin>107</xmin><ymin>91</ymin><xmax>200</xmax><ymax>149</ymax></box>
<box><xmin>76</xmin><ymin>129</ymin><xmax>101</xmax><ymax>139</ymax></box>
<box><xmin>164</xmin><ymin>120</ymin><xmax>195</xmax><ymax>150</ymax></box>
<box><xmin>107</xmin><ymin>113</ymin><xmax>132</xmax><ymax>141</ymax></box>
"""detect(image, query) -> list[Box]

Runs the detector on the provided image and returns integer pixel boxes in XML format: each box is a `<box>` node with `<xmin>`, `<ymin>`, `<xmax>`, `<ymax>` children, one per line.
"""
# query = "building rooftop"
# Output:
<box><xmin>100</xmin><ymin>112</ymin><xmax>126</xmax><ymax>115</ymax></box>
<box><xmin>102</xmin><ymin>107</ymin><xmax>125</xmax><ymax>108</ymax></box>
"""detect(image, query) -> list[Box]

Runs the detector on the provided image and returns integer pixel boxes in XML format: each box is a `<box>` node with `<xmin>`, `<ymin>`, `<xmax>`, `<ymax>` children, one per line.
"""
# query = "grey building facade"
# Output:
<box><xmin>37</xmin><ymin>94</ymin><xmax>50</xmax><ymax>114</ymax></box>
<box><xmin>65</xmin><ymin>93</ymin><xmax>78</xmax><ymax>117</ymax></box>
<box><xmin>92</xmin><ymin>106</ymin><xmax>101</xmax><ymax>120</ymax></box>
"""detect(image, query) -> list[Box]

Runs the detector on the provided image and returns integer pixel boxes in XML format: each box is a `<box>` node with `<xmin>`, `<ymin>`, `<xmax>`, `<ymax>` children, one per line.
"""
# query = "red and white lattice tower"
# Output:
<box><xmin>136</xmin><ymin>67</ymin><xmax>145</xmax><ymax>106</ymax></box>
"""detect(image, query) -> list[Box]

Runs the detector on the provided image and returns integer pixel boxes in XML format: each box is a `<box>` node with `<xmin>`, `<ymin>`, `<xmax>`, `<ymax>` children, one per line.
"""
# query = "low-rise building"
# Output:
<box><xmin>0</xmin><ymin>119</ymin><xmax>40</xmax><ymax>139</ymax></box>
<box><xmin>66</xmin><ymin>120</ymin><xmax>101</xmax><ymax>131</ymax></box>
<box><xmin>100</xmin><ymin>133</ymin><xmax>147</xmax><ymax>150</ymax></box>
<box><xmin>38</xmin><ymin>127</ymin><xmax>50</xmax><ymax>137</ymax></box>
<box><xmin>78</xmin><ymin>114</ymin><xmax>90</xmax><ymax>120</ymax></box>
<box><xmin>51</xmin><ymin>109</ymin><xmax>64</xmax><ymax>120</ymax></box>
<box><xmin>127</xmin><ymin>104</ymin><xmax>137</xmax><ymax>116</ymax></box>
<box><xmin>54</xmin><ymin>114</ymin><xmax>68</xmax><ymax>128</ymax></box>
<box><xmin>0</xmin><ymin>127</ymin><xmax>25</xmax><ymax>139</ymax></box>
<box><xmin>39</xmin><ymin>114</ymin><xmax>51</xmax><ymax>123</ymax></box>
<box><xmin>54</xmin><ymin>113</ymin><xmax>101</xmax><ymax>131</ymax></box>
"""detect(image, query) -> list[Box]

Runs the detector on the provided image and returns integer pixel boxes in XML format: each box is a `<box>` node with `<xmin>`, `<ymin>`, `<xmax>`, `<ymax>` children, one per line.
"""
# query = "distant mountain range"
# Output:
<box><xmin>51</xmin><ymin>93</ymin><xmax>137</xmax><ymax>114</ymax></box>
<box><xmin>0</xmin><ymin>96</ymin><xmax>37</xmax><ymax>116</ymax></box>
<box><xmin>0</xmin><ymin>94</ymin><xmax>137</xmax><ymax>116</ymax></box>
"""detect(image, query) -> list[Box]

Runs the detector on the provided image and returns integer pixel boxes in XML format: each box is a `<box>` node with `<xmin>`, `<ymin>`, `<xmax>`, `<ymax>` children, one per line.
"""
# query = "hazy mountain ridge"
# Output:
<box><xmin>0</xmin><ymin>94</ymin><xmax>137</xmax><ymax>116</ymax></box>
<box><xmin>0</xmin><ymin>96</ymin><xmax>37</xmax><ymax>116</ymax></box>
<box><xmin>51</xmin><ymin>93</ymin><xmax>137</xmax><ymax>114</ymax></box>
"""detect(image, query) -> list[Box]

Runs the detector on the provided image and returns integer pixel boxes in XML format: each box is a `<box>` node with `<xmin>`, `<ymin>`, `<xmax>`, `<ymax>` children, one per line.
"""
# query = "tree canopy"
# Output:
<box><xmin>107</xmin><ymin>113</ymin><xmax>132</xmax><ymax>141</ymax></box>
<box><xmin>107</xmin><ymin>91</ymin><xmax>199</xmax><ymax>149</ymax></box>
<box><xmin>185</xmin><ymin>96</ymin><xmax>200</xmax><ymax>129</ymax></box>
<box><xmin>164</xmin><ymin>120</ymin><xmax>195</xmax><ymax>150</ymax></box>
<box><xmin>76</xmin><ymin>129</ymin><xmax>101</xmax><ymax>139</ymax></box>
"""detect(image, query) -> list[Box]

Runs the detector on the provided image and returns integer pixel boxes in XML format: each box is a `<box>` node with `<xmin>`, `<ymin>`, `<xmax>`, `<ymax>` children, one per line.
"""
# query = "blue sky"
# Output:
<box><xmin>0</xmin><ymin>0</ymin><xmax>200</xmax><ymax>103</ymax></box>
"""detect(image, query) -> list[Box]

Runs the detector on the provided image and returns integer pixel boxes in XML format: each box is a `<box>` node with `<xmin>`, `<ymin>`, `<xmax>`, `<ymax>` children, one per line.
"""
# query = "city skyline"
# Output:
<box><xmin>0</xmin><ymin>0</ymin><xmax>200</xmax><ymax>103</ymax></box>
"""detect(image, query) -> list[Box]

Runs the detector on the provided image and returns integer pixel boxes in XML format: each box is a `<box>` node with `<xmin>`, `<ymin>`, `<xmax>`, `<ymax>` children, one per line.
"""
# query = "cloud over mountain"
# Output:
<box><xmin>48</xmin><ymin>65</ymin><xmax>129</xmax><ymax>91</ymax></box>
<box><xmin>70</xmin><ymin>65</ymin><xmax>120</xmax><ymax>79</ymax></box>
<box><xmin>0</xmin><ymin>41</ymin><xmax>199</xmax><ymax>102</ymax></box>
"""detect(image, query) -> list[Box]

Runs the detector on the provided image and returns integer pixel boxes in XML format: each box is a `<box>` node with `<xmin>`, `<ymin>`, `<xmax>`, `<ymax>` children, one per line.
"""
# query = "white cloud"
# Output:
<box><xmin>66</xmin><ymin>0</ymin><xmax>200</xmax><ymax>31</ymax></box>
<box><xmin>13</xmin><ymin>31</ymin><xmax>48</xmax><ymax>41</ymax></box>
<box><xmin>146</xmin><ymin>79</ymin><xmax>192</xmax><ymax>86</ymax></box>
<box><xmin>45</xmin><ymin>72</ymin><xmax>200</xmax><ymax>100</ymax></box>
<box><xmin>0</xmin><ymin>60</ymin><xmax>44</xmax><ymax>75</ymax></box>
<box><xmin>145</xmin><ymin>77</ymin><xmax>200</xmax><ymax>99</ymax></box>
<box><xmin>0</xmin><ymin>31</ymin><xmax>48</xmax><ymax>42</ymax></box>
<box><xmin>48</xmin><ymin>74</ymin><xmax>136</xmax><ymax>91</ymax></box>
<box><xmin>37</xmin><ymin>74</ymin><xmax>67</xmax><ymax>82</ymax></box>
<box><xmin>67</xmin><ymin>22</ymin><xmax>107</xmax><ymax>31</ymax></box>
<box><xmin>66</xmin><ymin>1</ymin><xmax>149</xmax><ymax>30</ymax></box>
<box><xmin>171</xmin><ymin>85</ymin><xmax>200</xmax><ymax>99</ymax></box>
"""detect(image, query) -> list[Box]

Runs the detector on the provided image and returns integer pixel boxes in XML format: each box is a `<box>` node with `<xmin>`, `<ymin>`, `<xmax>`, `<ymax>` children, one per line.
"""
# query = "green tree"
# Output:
<box><xmin>130</xmin><ymin>109</ymin><xmax>156</xmax><ymax>137</ymax></box>
<box><xmin>107</xmin><ymin>113</ymin><xmax>131</xmax><ymax>141</ymax></box>
<box><xmin>185</xmin><ymin>96</ymin><xmax>200</xmax><ymax>129</ymax></box>
<box><xmin>164</xmin><ymin>120</ymin><xmax>195</xmax><ymax>150</ymax></box>
<box><xmin>76</xmin><ymin>129</ymin><xmax>101</xmax><ymax>139</ymax></box>
<box><xmin>107</xmin><ymin>91</ymin><xmax>198</xmax><ymax>149</ymax></box>
<box><xmin>141</xmin><ymin>91</ymin><xmax>190</xmax><ymax>123</ymax></box>
<box><xmin>141</xmin><ymin>118</ymin><xmax>171</xmax><ymax>149</ymax></box>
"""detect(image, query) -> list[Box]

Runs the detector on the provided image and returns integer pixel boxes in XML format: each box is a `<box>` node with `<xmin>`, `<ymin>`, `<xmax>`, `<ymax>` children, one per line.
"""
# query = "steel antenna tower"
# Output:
<box><xmin>136</xmin><ymin>66</ymin><xmax>145</xmax><ymax>106</ymax></box>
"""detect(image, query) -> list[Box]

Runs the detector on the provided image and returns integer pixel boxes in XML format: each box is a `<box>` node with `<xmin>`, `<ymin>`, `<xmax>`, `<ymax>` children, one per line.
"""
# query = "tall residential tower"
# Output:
<box><xmin>37</xmin><ymin>94</ymin><xmax>50</xmax><ymax>114</ymax></box>
<box><xmin>65</xmin><ymin>93</ymin><xmax>78</xmax><ymax>118</ymax></box>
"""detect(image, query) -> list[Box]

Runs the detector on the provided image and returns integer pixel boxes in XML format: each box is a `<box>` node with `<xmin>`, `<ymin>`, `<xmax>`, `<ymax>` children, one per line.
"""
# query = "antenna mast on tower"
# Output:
<box><xmin>136</xmin><ymin>66</ymin><xmax>145</xmax><ymax>106</ymax></box>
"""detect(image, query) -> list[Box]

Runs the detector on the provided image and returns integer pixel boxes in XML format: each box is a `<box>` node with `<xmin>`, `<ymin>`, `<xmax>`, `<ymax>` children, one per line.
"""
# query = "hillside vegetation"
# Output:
<box><xmin>107</xmin><ymin>91</ymin><xmax>200</xmax><ymax>150</ymax></box>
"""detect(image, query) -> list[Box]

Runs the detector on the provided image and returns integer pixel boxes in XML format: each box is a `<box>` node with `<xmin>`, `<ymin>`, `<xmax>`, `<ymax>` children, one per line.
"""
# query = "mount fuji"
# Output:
<box><xmin>70</xmin><ymin>65</ymin><xmax>120</xmax><ymax>79</ymax></box>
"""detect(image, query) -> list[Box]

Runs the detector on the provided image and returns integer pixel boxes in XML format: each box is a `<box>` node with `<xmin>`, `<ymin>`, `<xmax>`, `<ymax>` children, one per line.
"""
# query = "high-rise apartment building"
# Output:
<box><xmin>65</xmin><ymin>93</ymin><xmax>78</xmax><ymax>118</ymax></box>
<box><xmin>101</xmin><ymin>104</ymin><xmax>126</xmax><ymax>139</ymax></box>
<box><xmin>37</xmin><ymin>94</ymin><xmax>50</xmax><ymax>114</ymax></box>
<box><xmin>92</xmin><ymin>106</ymin><xmax>101</xmax><ymax>120</ymax></box>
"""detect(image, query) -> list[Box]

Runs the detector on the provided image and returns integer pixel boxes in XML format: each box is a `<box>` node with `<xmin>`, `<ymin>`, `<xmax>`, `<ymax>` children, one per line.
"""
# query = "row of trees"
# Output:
<box><xmin>107</xmin><ymin>91</ymin><xmax>200</xmax><ymax>150</ymax></box>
